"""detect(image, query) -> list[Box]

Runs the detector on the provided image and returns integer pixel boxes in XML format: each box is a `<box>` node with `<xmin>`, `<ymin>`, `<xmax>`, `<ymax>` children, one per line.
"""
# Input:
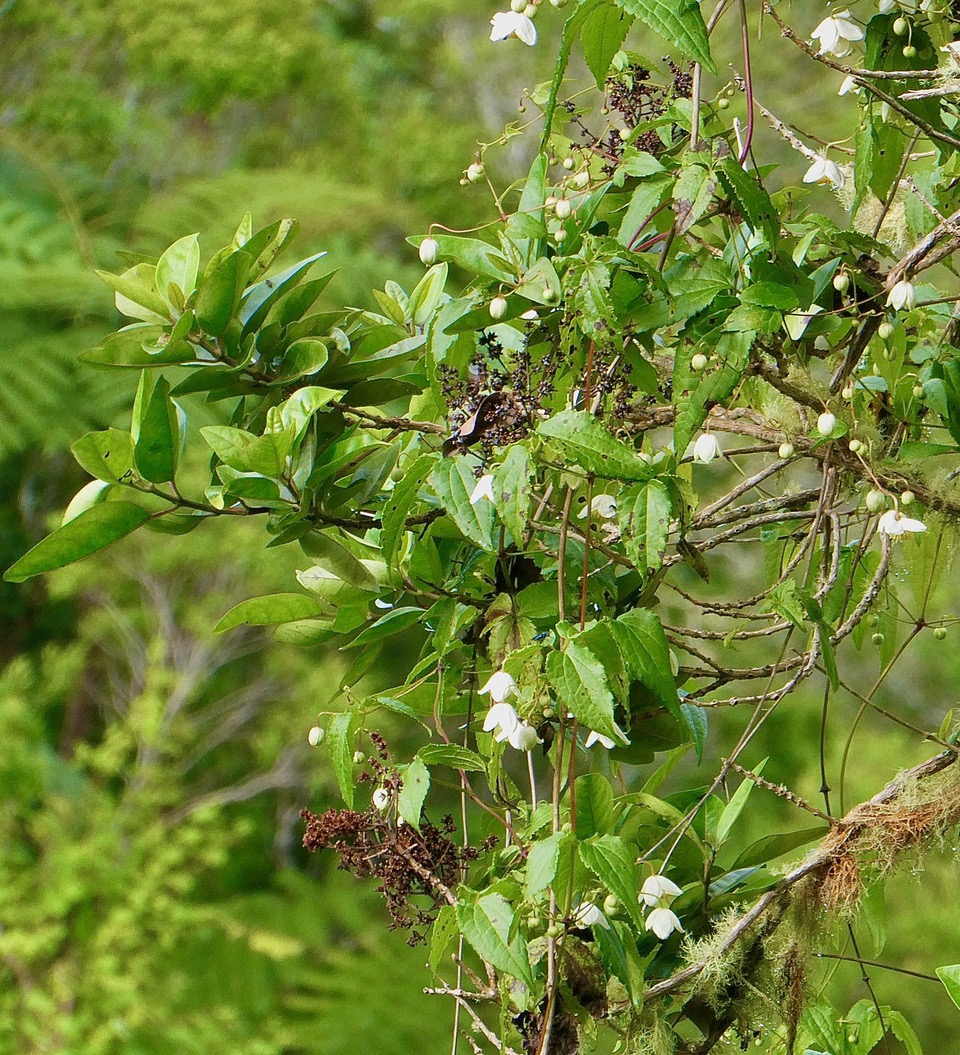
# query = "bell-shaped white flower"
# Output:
<box><xmin>490</xmin><ymin>10</ymin><xmax>537</xmax><ymax>45</ymax></box>
<box><xmin>877</xmin><ymin>509</ymin><xmax>927</xmax><ymax>536</ymax></box>
<box><xmin>584</xmin><ymin>729</ymin><xmax>617</xmax><ymax>749</ymax></box>
<box><xmin>482</xmin><ymin>701</ymin><xmax>521</xmax><ymax>741</ymax></box>
<box><xmin>803</xmin><ymin>155</ymin><xmax>845</xmax><ymax>190</ymax></box>
<box><xmin>572</xmin><ymin>901</ymin><xmax>610</xmax><ymax>929</ymax></box>
<box><xmin>578</xmin><ymin>494</ymin><xmax>618</xmax><ymax>519</ymax></box>
<box><xmin>508</xmin><ymin>721</ymin><xmax>542</xmax><ymax>752</ymax></box>
<box><xmin>372</xmin><ymin>787</ymin><xmax>390</xmax><ymax>810</ymax></box>
<box><xmin>419</xmin><ymin>237</ymin><xmax>439</xmax><ymax>265</ymax></box>
<box><xmin>645</xmin><ymin>906</ymin><xmax>684</xmax><ymax>940</ymax></box>
<box><xmin>470</xmin><ymin>473</ymin><xmax>496</xmax><ymax>506</ymax></box>
<box><xmin>639</xmin><ymin>874</ymin><xmax>683</xmax><ymax>907</ymax></box>
<box><xmin>480</xmin><ymin>669</ymin><xmax>518</xmax><ymax>704</ymax></box>
<box><xmin>811</xmin><ymin>12</ymin><xmax>864</xmax><ymax>57</ymax></box>
<box><xmin>838</xmin><ymin>75</ymin><xmax>861</xmax><ymax>96</ymax></box>
<box><xmin>693</xmin><ymin>433</ymin><xmax>722</xmax><ymax>464</ymax></box>
<box><xmin>887</xmin><ymin>279</ymin><xmax>916</xmax><ymax>312</ymax></box>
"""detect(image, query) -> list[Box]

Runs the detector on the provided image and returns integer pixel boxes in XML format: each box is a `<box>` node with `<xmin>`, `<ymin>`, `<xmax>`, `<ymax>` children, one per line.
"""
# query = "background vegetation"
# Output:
<box><xmin>3</xmin><ymin>0</ymin><xmax>960</xmax><ymax>1051</ymax></box>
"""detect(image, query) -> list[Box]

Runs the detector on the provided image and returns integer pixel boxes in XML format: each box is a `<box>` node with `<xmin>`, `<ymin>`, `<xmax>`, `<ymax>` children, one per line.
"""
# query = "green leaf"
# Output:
<box><xmin>538</xmin><ymin>410</ymin><xmax>654</xmax><ymax>481</ymax></box>
<box><xmin>430</xmin><ymin>457</ymin><xmax>495</xmax><ymax>550</ymax></box>
<box><xmin>344</xmin><ymin>607</ymin><xmax>424</xmax><ymax>649</ymax></box>
<box><xmin>4</xmin><ymin>502</ymin><xmax>151</xmax><ymax>582</ymax></box>
<box><xmin>515</xmin><ymin>258</ymin><xmax>563</xmax><ymax>304</ymax></box>
<box><xmin>410</xmin><ymin>235</ymin><xmax>515</xmax><ymax>283</ymax></box>
<box><xmin>731</xmin><ymin>825</ymin><xmax>827</xmax><ymax>870</ymax></box>
<box><xmin>937</xmin><ymin>965</ymin><xmax>960</xmax><ymax>1011</ymax></box>
<box><xmin>717</xmin><ymin>159</ymin><xmax>779</xmax><ymax>249</ymax></box>
<box><xmin>715</xmin><ymin>759</ymin><xmax>766</xmax><ymax>846</ymax></box>
<box><xmin>196</xmin><ymin>249</ymin><xmax>251</xmax><ymax>336</ymax></box>
<box><xmin>299</xmin><ymin>533</ymin><xmax>380</xmax><ymax>591</ymax></box>
<box><xmin>133</xmin><ymin>375</ymin><xmax>180</xmax><ymax>484</ymax></box>
<box><xmin>541</xmin><ymin>0</ymin><xmax>608</xmax><ymax>147</ymax></box>
<box><xmin>458</xmin><ymin>893</ymin><xmax>535</xmax><ymax>989</ymax></box>
<box><xmin>277</xmin><ymin>338</ymin><xmax>329</xmax><ymax>381</ymax></box>
<box><xmin>673</xmin><ymin>162</ymin><xmax>715</xmax><ymax>234</ymax></box>
<box><xmin>573</xmin><ymin>773</ymin><xmax>617</xmax><ymax>839</ymax></box>
<box><xmin>398</xmin><ymin>758</ymin><xmax>431</xmax><ymax>830</ymax></box>
<box><xmin>71</xmin><ymin>429</ymin><xmax>135</xmax><ymax>484</ymax></box>
<box><xmin>429</xmin><ymin>904</ymin><xmax>460</xmax><ymax>978</ymax></box>
<box><xmin>579</xmin><ymin>835</ymin><xmax>644</xmax><ymax>927</ymax></box>
<box><xmin>328</xmin><ymin>710</ymin><xmax>358</xmax><ymax>808</ymax></box>
<box><xmin>547</xmin><ymin>640</ymin><xmax>626</xmax><ymax>743</ymax></box>
<box><xmin>62</xmin><ymin>481</ymin><xmax>111</xmax><ymax>524</ymax></box>
<box><xmin>525</xmin><ymin>832</ymin><xmax>566</xmax><ymax>898</ymax></box>
<box><xmin>617</xmin><ymin>175</ymin><xmax>672</xmax><ymax>247</ymax></box>
<box><xmin>381</xmin><ymin>454</ymin><xmax>435</xmax><ymax>566</ymax></box>
<box><xmin>859</xmin><ymin>882</ymin><xmax>886</xmax><ymax>959</ymax></box>
<box><xmin>417</xmin><ymin>744</ymin><xmax>486</xmax><ymax>771</ymax></box>
<box><xmin>408</xmin><ymin>263</ymin><xmax>448</xmax><ymax>328</ymax></box>
<box><xmin>886</xmin><ymin>1011</ymin><xmax>923</xmax><ymax>1055</ymax></box>
<box><xmin>494</xmin><ymin>445</ymin><xmax>532</xmax><ymax>545</ymax></box>
<box><xmin>214</xmin><ymin>593</ymin><xmax>331</xmax><ymax>633</ymax></box>
<box><xmin>96</xmin><ymin>263</ymin><xmax>171</xmax><ymax>323</ymax></box>
<box><xmin>618</xmin><ymin>479</ymin><xmax>672</xmax><ymax>572</ymax></box>
<box><xmin>200</xmin><ymin>425</ymin><xmax>291</xmax><ymax>478</ymax></box>
<box><xmin>239</xmin><ymin>252</ymin><xmax>328</xmax><ymax>337</ymax></box>
<box><xmin>156</xmin><ymin>233</ymin><xmax>200</xmax><ymax>306</ymax></box>
<box><xmin>673</xmin><ymin>329</ymin><xmax>753</xmax><ymax>457</ymax></box>
<box><xmin>610</xmin><ymin>609</ymin><xmax>680</xmax><ymax>717</ymax></box>
<box><xmin>614</xmin><ymin>0</ymin><xmax>715</xmax><ymax>72</ymax></box>
<box><xmin>581</xmin><ymin>4</ymin><xmax>633</xmax><ymax>87</ymax></box>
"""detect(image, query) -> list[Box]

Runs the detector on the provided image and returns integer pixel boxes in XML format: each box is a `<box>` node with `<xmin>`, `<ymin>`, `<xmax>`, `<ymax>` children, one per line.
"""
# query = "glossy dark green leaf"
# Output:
<box><xmin>133</xmin><ymin>375</ymin><xmax>180</xmax><ymax>484</ymax></box>
<box><xmin>4</xmin><ymin>502</ymin><xmax>151</xmax><ymax>582</ymax></box>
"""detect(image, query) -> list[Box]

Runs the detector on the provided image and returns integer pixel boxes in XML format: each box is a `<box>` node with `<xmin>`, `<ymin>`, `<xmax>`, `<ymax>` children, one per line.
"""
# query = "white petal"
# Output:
<box><xmin>645</xmin><ymin>907</ymin><xmax>684</xmax><ymax>940</ymax></box>
<box><xmin>693</xmin><ymin>433</ymin><xmax>721</xmax><ymax>464</ymax></box>
<box><xmin>470</xmin><ymin>473</ymin><xmax>496</xmax><ymax>505</ymax></box>
<box><xmin>579</xmin><ymin>493</ymin><xmax>618</xmax><ymax>519</ymax></box>
<box><xmin>877</xmin><ymin>510</ymin><xmax>926</xmax><ymax>535</ymax></box>
<box><xmin>584</xmin><ymin>729</ymin><xmax>617</xmax><ymax>749</ymax></box>
<box><xmin>785</xmin><ymin>304</ymin><xmax>823</xmax><ymax>341</ymax></box>
<box><xmin>572</xmin><ymin>901</ymin><xmax>609</xmax><ymax>928</ymax></box>
<box><xmin>373</xmin><ymin>788</ymin><xmax>390</xmax><ymax>810</ymax></box>
<box><xmin>508</xmin><ymin>721</ymin><xmax>542</xmax><ymax>751</ymax></box>
<box><xmin>482</xmin><ymin>701</ymin><xmax>520</xmax><ymax>733</ymax></box>
<box><xmin>640</xmin><ymin>874</ymin><xmax>684</xmax><ymax>905</ymax></box>
<box><xmin>489</xmin><ymin>11</ymin><xmax>537</xmax><ymax>44</ymax></box>
<box><xmin>480</xmin><ymin>670</ymin><xmax>519</xmax><ymax>704</ymax></box>
<box><xmin>887</xmin><ymin>279</ymin><xmax>916</xmax><ymax>311</ymax></box>
<box><xmin>838</xmin><ymin>75</ymin><xmax>860</xmax><ymax>96</ymax></box>
<box><xmin>835</xmin><ymin>17</ymin><xmax>865</xmax><ymax>41</ymax></box>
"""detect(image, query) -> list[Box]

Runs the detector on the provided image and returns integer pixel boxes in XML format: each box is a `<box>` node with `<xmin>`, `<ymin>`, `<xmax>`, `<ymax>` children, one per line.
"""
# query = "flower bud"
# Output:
<box><xmin>353</xmin><ymin>751</ymin><xmax>365</xmax><ymax>765</ymax></box>
<box><xmin>550</xmin><ymin>0</ymin><xmax>569</xmax><ymax>7</ymax></box>
<box><xmin>691</xmin><ymin>353</ymin><xmax>709</xmax><ymax>373</ymax></box>
<box><xmin>542</xmin><ymin>286</ymin><xmax>558</xmax><ymax>303</ymax></box>
<box><xmin>872</xmin><ymin>632</ymin><xmax>885</xmax><ymax>647</ymax></box>
<box><xmin>466</xmin><ymin>162</ymin><xmax>485</xmax><ymax>183</ymax></box>
<box><xmin>554</xmin><ymin>198</ymin><xmax>572</xmax><ymax>220</ymax></box>
<box><xmin>833</xmin><ymin>272</ymin><xmax>850</xmax><ymax>293</ymax></box>
<box><xmin>866</xmin><ymin>488</ymin><xmax>887</xmax><ymax>514</ymax></box>
<box><xmin>308</xmin><ymin>726</ymin><xmax>324</xmax><ymax>747</ymax></box>
<box><xmin>902</xmin><ymin>44</ymin><xmax>917</xmax><ymax>58</ymax></box>
<box><xmin>893</xmin><ymin>16</ymin><xmax>909</xmax><ymax>34</ymax></box>
<box><xmin>778</xmin><ymin>442</ymin><xmax>795</xmax><ymax>459</ymax></box>
<box><xmin>418</xmin><ymin>237</ymin><xmax>439</xmax><ymax>265</ymax></box>
<box><xmin>848</xmin><ymin>438</ymin><xmax>863</xmax><ymax>454</ymax></box>
<box><xmin>489</xmin><ymin>295</ymin><xmax>509</xmax><ymax>320</ymax></box>
<box><xmin>878</xmin><ymin>322</ymin><xmax>895</xmax><ymax>340</ymax></box>
<box><xmin>718</xmin><ymin>98</ymin><xmax>729</xmax><ymax>110</ymax></box>
<box><xmin>901</xmin><ymin>490</ymin><xmax>915</xmax><ymax>506</ymax></box>
<box><xmin>817</xmin><ymin>412</ymin><xmax>837</xmax><ymax>437</ymax></box>
<box><xmin>573</xmin><ymin>171</ymin><xmax>590</xmax><ymax>189</ymax></box>
<box><xmin>842</xmin><ymin>385</ymin><xmax>854</xmax><ymax>400</ymax></box>
<box><xmin>603</xmin><ymin>894</ymin><xmax>620</xmax><ymax>916</ymax></box>
<box><xmin>913</xmin><ymin>385</ymin><xmax>924</xmax><ymax>399</ymax></box>
<box><xmin>554</xmin><ymin>229</ymin><xmax>566</xmax><ymax>243</ymax></box>
<box><xmin>524</xmin><ymin>3</ymin><xmax>537</xmax><ymax>17</ymax></box>
<box><xmin>562</xmin><ymin>157</ymin><xmax>575</xmax><ymax>170</ymax></box>
<box><xmin>935</xmin><ymin>627</ymin><xmax>947</xmax><ymax>641</ymax></box>
<box><xmin>511</xmin><ymin>0</ymin><xmax>526</xmax><ymax>11</ymax></box>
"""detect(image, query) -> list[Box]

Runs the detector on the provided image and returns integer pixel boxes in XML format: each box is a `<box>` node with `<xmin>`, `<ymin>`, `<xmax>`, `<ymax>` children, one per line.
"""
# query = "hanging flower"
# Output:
<box><xmin>572</xmin><ymin>901</ymin><xmax>610</xmax><ymax>929</ymax></box>
<box><xmin>419</xmin><ymin>237</ymin><xmax>439</xmax><ymax>265</ymax></box>
<box><xmin>693</xmin><ymin>433</ymin><xmax>722</xmax><ymax>464</ymax></box>
<box><xmin>811</xmin><ymin>12</ymin><xmax>864</xmax><ymax>57</ymax></box>
<box><xmin>490</xmin><ymin>11</ymin><xmax>537</xmax><ymax>45</ymax></box>
<box><xmin>887</xmin><ymin>279</ymin><xmax>916</xmax><ymax>311</ymax></box>
<box><xmin>877</xmin><ymin>509</ymin><xmax>927</xmax><ymax>535</ymax></box>
<box><xmin>645</xmin><ymin>906</ymin><xmax>684</xmax><ymax>940</ymax></box>
<box><xmin>507</xmin><ymin>721</ymin><xmax>542</xmax><ymax>751</ymax></box>
<box><xmin>578</xmin><ymin>494</ymin><xmax>618</xmax><ymax>519</ymax></box>
<box><xmin>639</xmin><ymin>874</ymin><xmax>683</xmax><ymax>907</ymax></box>
<box><xmin>584</xmin><ymin>729</ymin><xmax>617</xmax><ymax>749</ymax></box>
<box><xmin>482</xmin><ymin>701</ymin><xmax>521</xmax><ymax>742</ymax></box>
<box><xmin>803</xmin><ymin>155</ymin><xmax>845</xmax><ymax>190</ymax></box>
<box><xmin>784</xmin><ymin>305</ymin><xmax>824</xmax><ymax>341</ymax></box>
<box><xmin>479</xmin><ymin>669</ymin><xmax>518</xmax><ymax>703</ymax></box>
<box><xmin>838</xmin><ymin>75</ymin><xmax>861</xmax><ymax>96</ymax></box>
<box><xmin>372</xmin><ymin>788</ymin><xmax>390</xmax><ymax>810</ymax></box>
<box><xmin>470</xmin><ymin>474</ymin><xmax>496</xmax><ymax>505</ymax></box>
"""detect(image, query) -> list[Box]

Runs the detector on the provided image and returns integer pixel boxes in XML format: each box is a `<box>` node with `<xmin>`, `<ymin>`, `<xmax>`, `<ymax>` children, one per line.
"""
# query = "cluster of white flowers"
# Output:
<box><xmin>640</xmin><ymin>874</ymin><xmax>684</xmax><ymax>939</ymax></box>
<box><xmin>479</xmin><ymin>671</ymin><xmax>542</xmax><ymax>751</ymax></box>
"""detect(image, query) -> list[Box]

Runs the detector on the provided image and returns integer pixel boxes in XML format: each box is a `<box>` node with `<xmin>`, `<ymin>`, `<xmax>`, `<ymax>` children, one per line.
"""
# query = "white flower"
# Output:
<box><xmin>373</xmin><ymin>788</ymin><xmax>390</xmax><ymax>810</ymax></box>
<box><xmin>572</xmin><ymin>901</ymin><xmax>610</xmax><ymax>929</ymax></box>
<box><xmin>887</xmin><ymin>279</ymin><xmax>916</xmax><ymax>312</ymax></box>
<box><xmin>811</xmin><ymin>12</ymin><xmax>864</xmax><ymax>57</ymax></box>
<box><xmin>508</xmin><ymin>721</ymin><xmax>542</xmax><ymax>752</ymax></box>
<box><xmin>640</xmin><ymin>874</ymin><xmax>683</xmax><ymax>907</ymax></box>
<box><xmin>578</xmin><ymin>494</ymin><xmax>618</xmax><ymax>519</ymax></box>
<box><xmin>645</xmin><ymin>906</ymin><xmax>684</xmax><ymax>940</ymax></box>
<box><xmin>838</xmin><ymin>75</ymin><xmax>861</xmax><ymax>96</ymax></box>
<box><xmin>419</xmin><ymin>237</ymin><xmax>439</xmax><ymax>265</ymax></box>
<box><xmin>785</xmin><ymin>304</ymin><xmax>824</xmax><ymax>341</ymax></box>
<box><xmin>877</xmin><ymin>509</ymin><xmax>927</xmax><ymax>535</ymax></box>
<box><xmin>483</xmin><ymin>701</ymin><xmax>521</xmax><ymax>742</ymax></box>
<box><xmin>693</xmin><ymin>433</ymin><xmax>722</xmax><ymax>464</ymax></box>
<box><xmin>470</xmin><ymin>473</ymin><xmax>496</xmax><ymax>506</ymax></box>
<box><xmin>584</xmin><ymin>729</ymin><xmax>617</xmax><ymax>749</ymax></box>
<box><xmin>817</xmin><ymin>411</ymin><xmax>837</xmax><ymax>438</ymax></box>
<box><xmin>307</xmin><ymin>726</ymin><xmax>324</xmax><ymax>747</ymax></box>
<box><xmin>490</xmin><ymin>11</ymin><xmax>537</xmax><ymax>45</ymax></box>
<box><xmin>479</xmin><ymin>669</ymin><xmax>518</xmax><ymax>704</ymax></box>
<box><xmin>803</xmin><ymin>155</ymin><xmax>845</xmax><ymax>190</ymax></box>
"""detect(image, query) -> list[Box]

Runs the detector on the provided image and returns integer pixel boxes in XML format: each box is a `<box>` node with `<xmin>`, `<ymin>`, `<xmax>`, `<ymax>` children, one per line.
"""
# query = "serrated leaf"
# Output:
<box><xmin>525</xmin><ymin>832</ymin><xmax>565</xmax><ymax>899</ymax></box>
<box><xmin>717</xmin><ymin>159</ymin><xmax>779</xmax><ymax>248</ymax></box>
<box><xmin>582</xmin><ymin>4</ymin><xmax>634</xmax><ymax>87</ymax></box>
<box><xmin>398</xmin><ymin>758</ymin><xmax>430</xmax><ymax>830</ymax></box>
<box><xmin>538</xmin><ymin>410</ymin><xmax>654</xmax><ymax>481</ymax></box>
<box><xmin>547</xmin><ymin>641</ymin><xmax>626</xmax><ymax>743</ymax></box>
<box><xmin>673</xmin><ymin>162</ymin><xmax>715</xmax><ymax>234</ymax></box>
<box><xmin>610</xmin><ymin>609</ymin><xmax>680</xmax><ymax>717</ymax></box>
<box><xmin>579</xmin><ymin>835</ymin><xmax>644</xmax><ymax>927</ymax></box>
<box><xmin>4</xmin><ymin>502</ymin><xmax>151</xmax><ymax>582</ymax></box>
<box><xmin>494</xmin><ymin>445</ymin><xmax>532</xmax><ymax>545</ymax></box>
<box><xmin>429</xmin><ymin>904</ymin><xmax>460</xmax><ymax>978</ymax></box>
<box><xmin>430</xmin><ymin>457</ymin><xmax>495</xmax><ymax>550</ymax></box>
<box><xmin>618</xmin><ymin>479</ymin><xmax>672</xmax><ymax>572</ymax></box>
<box><xmin>417</xmin><ymin>744</ymin><xmax>486</xmax><ymax>771</ymax></box>
<box><xmin>614</xmin><ymin>0</ymin><xmax>715</xmax><ymax>72</ymax></box>
<box><xmin>328</xmin><ymin>710</ymin><xmax>358</xmax><ymax>808</ymax></box>
<box><xmin>541</xmin><ymin>0</ymin><xmax>608</xmax><ymax>147</ymax></box>
<box><xmin>457</xmin><ymin>893</ymin><xmax>534</xmax><ymax>989</ymax></box>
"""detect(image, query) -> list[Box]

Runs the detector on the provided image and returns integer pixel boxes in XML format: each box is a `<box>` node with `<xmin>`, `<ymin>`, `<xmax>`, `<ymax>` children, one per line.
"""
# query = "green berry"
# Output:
<box><xmin>872</xmin><ymin>632</ymin><xmax>885</xmax><ymax>647</ymax></box>
<box><xmin>893</xmin><ymin>16</ymin><xmax>909</xmax><ymax>35</ymax></box>
<box><xmin>546</xmin><ymin>923</ymin><xmax>562</xmax><ymax>938</ymax></box>
<box><xmin>866</xmin><ymin>489</ymin><xmax>887</xmax><ymax>514</ymax></box>
<box><xmin>935</xmin><ymin>627</ymin><xmax>948</xmax><ymax>641</ymax></box>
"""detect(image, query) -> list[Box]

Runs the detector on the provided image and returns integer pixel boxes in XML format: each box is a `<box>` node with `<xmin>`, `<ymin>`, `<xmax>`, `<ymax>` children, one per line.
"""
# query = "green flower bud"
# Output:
<box><xmin>779</xmin><ymin>442</ymin><xmax>795</xmax><ymax>459</ymax></box>
<box><xmin>418</xmin><ymin>237</ymin><xmax>439</xmax><ymax>266</ymax></box>
<box><xmin>878</xmin><ymin>322</ymin><xmax>894</xmax><ymax>340</ymax></box>
<box><xmin>554</xmin><ymin>198</ymin><xmax>572</xmax><ymax>220</ymax></box>
<box><xmin>489</xmin><ymin>296</ymin><xmax>509</xmax><ymax>320</ymax></box>
<box><xmin>872</xmin><ymin>632</ymin><xmax>885</xmax><ymax>647</ymax></box>
<box><xmin>901</xmin><ymin>490</ymin><xmax>915</xmax><ymax>506</ymax></box>
<box><xmin>935</xmin><ymin>627</ymin><xmax>948</xmax><ymax>641</ymax></box>
<box><xmin>866</xmin><ymin>489</ymin><xmax>887</xmax><ymax>514</ymax></box>
<box><xmin>466</xmin><ymin>162</ymin><xmax>485</xmax><ymax>183</ymax></box>
<box><xmin>308</xmin><ymin>726</ymin><xmax>324</xmax><ymax>747</ymax></box>
<box><xmin>817</xmin><ymin>412</ymin><xmax>837</xmax><ymax>437</ymax></box>
<box><xmin>691</xmin><ymin>353</ymin><xmax>709</xmax><ymax>372</ymax></box>
<box><xmin>893</xmin><ymin>16</ymin><xmax>909</xmax><ymax>35</ymax></box>
<box><xmin>833</xmin><ymin>272</ymin><xmax>850</xmax><ymax>292</ymax></box>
